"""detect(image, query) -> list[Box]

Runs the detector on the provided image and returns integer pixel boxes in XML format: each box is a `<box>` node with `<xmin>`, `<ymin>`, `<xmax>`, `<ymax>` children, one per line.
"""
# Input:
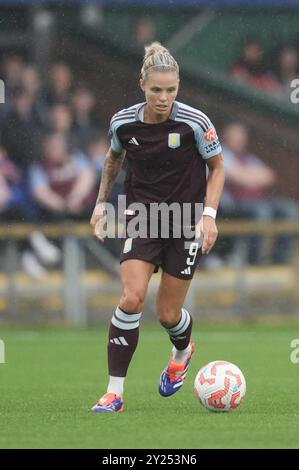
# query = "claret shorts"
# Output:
<box><xmin>119</xmin><ymin>213</ymin><xmax>202</xmax><ymax>280</ymax></box>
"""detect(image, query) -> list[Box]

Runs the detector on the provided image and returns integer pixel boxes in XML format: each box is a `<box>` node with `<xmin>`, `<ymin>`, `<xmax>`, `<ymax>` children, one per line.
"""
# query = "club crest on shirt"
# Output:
<box><xmin>168</xmin><ymin>133</ymin><xmax>181</xmax><ymax>149</ymax></box>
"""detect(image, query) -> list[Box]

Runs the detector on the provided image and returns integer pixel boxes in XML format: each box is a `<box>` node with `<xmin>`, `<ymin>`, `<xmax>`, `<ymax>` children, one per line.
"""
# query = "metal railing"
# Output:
<box><xmin>0</xmin><ymin>220</ymin><xmax>299</xmax><ymax>323</ymax></box>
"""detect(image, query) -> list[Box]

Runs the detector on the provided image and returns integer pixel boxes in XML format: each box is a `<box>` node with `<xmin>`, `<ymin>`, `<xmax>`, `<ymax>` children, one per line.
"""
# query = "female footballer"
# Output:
<box><xmin>90</xmin><ymin>42</ymin><xmax>225</xmax><ymax>412</ymax></box>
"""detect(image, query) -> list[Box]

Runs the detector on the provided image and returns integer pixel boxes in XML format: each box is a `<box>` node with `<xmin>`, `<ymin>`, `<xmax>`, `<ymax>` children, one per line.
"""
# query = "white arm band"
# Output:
<box><xmin>203</xmin><ymin>206</ymin><xmax>217</xmax><ymax>219</ymax></box>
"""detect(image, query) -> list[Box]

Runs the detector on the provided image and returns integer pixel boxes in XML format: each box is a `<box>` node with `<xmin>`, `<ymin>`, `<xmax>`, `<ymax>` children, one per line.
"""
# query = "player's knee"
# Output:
<box><xmin>156</xmin><ymin>306</ymin><xmax>181</xmax><ymax>328</ymax></box>
<box><xmin>120</xmin><ymin>290</ymin><xmax>145</xmax><ymax>313</ymax></box>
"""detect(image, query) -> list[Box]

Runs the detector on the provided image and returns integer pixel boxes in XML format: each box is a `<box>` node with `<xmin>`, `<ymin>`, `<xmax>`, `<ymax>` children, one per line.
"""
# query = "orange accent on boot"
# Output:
<box><xmin>167</xmin><ymin>341</ymin><xmax>195</xmax><ymax>383</ymax></box>
<box><xmin>98</xmin><ymin>393</ymin><xmax>124</xmax><ymax>412</ymax></box>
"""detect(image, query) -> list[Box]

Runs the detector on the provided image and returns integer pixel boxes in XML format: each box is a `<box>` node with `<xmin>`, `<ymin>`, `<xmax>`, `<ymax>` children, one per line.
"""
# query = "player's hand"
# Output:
<box><xmin>195</xmin><ymin>216</ymin><xmax>218</xmax><ymax>255</ymax></box>
<box><xmin>90</xmin><ymin>202</ymin><xmax>107</xmax><ymax>242</ymax></box>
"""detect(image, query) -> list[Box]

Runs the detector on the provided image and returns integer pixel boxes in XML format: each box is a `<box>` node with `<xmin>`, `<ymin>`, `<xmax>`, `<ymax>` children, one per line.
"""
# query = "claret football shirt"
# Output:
<box><xmin>109</xmin><ymin>101</ymin><xmax>222</xmax><ymax>208</ymax></box>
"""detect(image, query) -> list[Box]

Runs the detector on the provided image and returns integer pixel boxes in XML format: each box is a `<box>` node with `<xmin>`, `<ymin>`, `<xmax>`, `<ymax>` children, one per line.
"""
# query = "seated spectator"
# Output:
<box><xmin>0</xmin><ymin>144</ymin><xmax>56</xmax><ymax>278</ymax></box>
<box><xmin>0</xmin><ymin>145</ymin><xmax>22</xmax><ymax>218</ymax></box>
<box><xmin>85</xmin><ymin>132</ymin><xmax>108</xmax><ymax>174</ymax></box>
<box><xmin>230</xmin><ymin>37</ymin><xmax>279</xmax><ymax>93</ymax></box>
<box><xmin>1</xmin><ymin>52</ymin><xmax>25</xmax><ymax>91</ymax></box>
<box><xmin>22</xmin><ymin>133</ymin><xmax>97</xmax><ymax>277</ymax></box>
<box><xmin>0</xmin><ymin>53</ymin><xmax>25</xmax><ymax>122</ymax></box>
<box><xmin>1</xmin><ymin>52</ymin><xmax>25</xmax><ymax>98</ymax></box>
<box><xmin>0</xmin><ymin>143</ymin><xmax>60</xmax><ymax>278</ymax></box>
<box><xmin>0</xmin><ymin>86</ymin><xmax>43</xmax><ymax>170</ymax></box>
<box><xmin>44</xmin><ymin>61</ymin><xmax>73</xmax><ymax>106</ymax></box>
<box><xmin>29</xmin><ymin>132</ymin><xmax>96</xmax><ymax>221</ymax></box>
<box><xmin>21</xmin><ymin>65</ymin><xmax>48</xmax><ymax>125</ymax></box>
<box><xmin>85</xmin><ymin>132</ymin><xmax>124</xmax><ymax>205</ymax></box>
<box><xmin>219</xmin><ymin>122</ymin><xmax>299</xmax><ymax>265</ymax></box>
<box><xmin>132</xmin><ymin>16</ymin><xmax>156</xmax><ymax>48</ymax></box>
<box><xmin>71</xmin><ymin>86</ymin><xmax>98</xmax><ymax>149</ymax></box>
<box><xmin>274</xmin><ymin>45</ymin><xmax>299</xmax><ymax>100</ymax></box>
<box><xmin>85</xmin><ymin>132</ymin><xmax>124</xmax><ymax>257</ymax></box>
<box><xmin>48</xmin><ymin>103</ymin><xmax>75</xmax><ymax>146</ymax></box>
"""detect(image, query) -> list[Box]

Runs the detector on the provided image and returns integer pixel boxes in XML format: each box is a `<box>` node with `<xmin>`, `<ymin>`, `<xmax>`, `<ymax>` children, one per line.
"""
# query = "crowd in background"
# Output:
<box><xmin>230</xmin><ymin>37</ymin><xmax>299</xmax><ymax>100</ymax></box>
<box><xmin>131</xmin><ymin>17</ymin><xmax>299</xmax><ymax>102</ymax></box>
<box><xmin>0</xmin><ymin>54</ymin><xmax>118</xmax><ymax>226</ymax></box>
<box><xmin>0</xmin><ymin>41</ymin><xmax>298</xmax><ymax>277</ymax></box>
<box><xmin>0</xmin><ymin>54</ymin><xmax>124</xmax><ymax>277</ymax></box>
<box><xmin>215</xmin><ymin>122</ymin><xmax>299</xmax><ymax>268</ymax></box>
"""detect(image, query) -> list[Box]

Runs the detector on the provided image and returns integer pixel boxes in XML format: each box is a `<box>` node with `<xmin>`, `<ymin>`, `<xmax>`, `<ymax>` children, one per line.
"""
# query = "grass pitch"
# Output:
<box><xmin>0</xmin><ymin>323</ymin><xmax>299</xmax><ymax>449</ymax></box>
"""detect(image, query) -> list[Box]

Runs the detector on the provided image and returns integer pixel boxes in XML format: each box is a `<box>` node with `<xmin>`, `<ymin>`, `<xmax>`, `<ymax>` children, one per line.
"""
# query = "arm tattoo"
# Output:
<box><xmin>96</xmin><ymin>151</ymin><xmax>124</xmax><ymax>204</ymax></box>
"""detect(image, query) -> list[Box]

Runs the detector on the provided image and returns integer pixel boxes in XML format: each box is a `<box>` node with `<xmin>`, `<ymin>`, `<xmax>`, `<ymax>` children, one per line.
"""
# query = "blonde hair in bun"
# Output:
<box><xmin>141</xmin><ymin>41</ymin><xmax>179</xmax><ymax>81</ymax></box>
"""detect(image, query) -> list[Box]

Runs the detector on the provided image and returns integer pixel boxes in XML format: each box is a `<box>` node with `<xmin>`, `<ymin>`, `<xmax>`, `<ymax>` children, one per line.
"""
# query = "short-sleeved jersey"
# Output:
<box><xmin>109</xmin><ymin>101</ymin><xmax>222</xmax><ymax>208</ymax></box>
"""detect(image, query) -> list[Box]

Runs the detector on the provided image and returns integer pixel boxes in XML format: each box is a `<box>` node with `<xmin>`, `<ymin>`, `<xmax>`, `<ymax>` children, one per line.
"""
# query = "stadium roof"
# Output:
<box><xmin>0</xmin><ymin>0</ymin><xmax>299</xmax><ymax>8</ymax></box>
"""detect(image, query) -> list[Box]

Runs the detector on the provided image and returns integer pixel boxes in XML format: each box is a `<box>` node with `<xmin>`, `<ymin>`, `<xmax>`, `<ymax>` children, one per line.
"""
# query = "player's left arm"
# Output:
<box><xmin>198</xmin><ymin>153</ymin><xmax>225</xmax><ymax>254</ymax></box>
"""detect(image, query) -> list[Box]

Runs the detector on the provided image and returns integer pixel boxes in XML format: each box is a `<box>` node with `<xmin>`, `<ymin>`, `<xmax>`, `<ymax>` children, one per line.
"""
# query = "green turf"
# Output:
<box><xmin>0</xmin><ymin>323</ymin><xmax>299</xmax><ymax>449</ymax></box>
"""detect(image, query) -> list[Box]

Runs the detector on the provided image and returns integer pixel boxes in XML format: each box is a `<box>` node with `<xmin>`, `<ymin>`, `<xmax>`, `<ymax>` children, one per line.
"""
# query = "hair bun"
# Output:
<box><xmin>143</xmin><ymin>41</ymin><xmax>169</xmax><ymax>63</ymax></box>
<box><xmin>140</xmin><ymin>41</ymin><xmax>179</xmax><ymax>81</ymax></box>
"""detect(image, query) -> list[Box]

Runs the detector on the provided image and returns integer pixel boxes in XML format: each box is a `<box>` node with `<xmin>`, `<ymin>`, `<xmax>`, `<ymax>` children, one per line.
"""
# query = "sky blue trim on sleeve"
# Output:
<box><xmin>175</xmin><ymin>107</ymin><xmax>222</xmax><ymax>159</ymax></box>
<box><xmin>174</xmin><ymin>115</ymin><xmax>205</xmax><ymax>155</ymax></box>
<box><xmin>109</xmin><ymin>116</ymin><xmax>136</xmax><ymax>153</ymax></box>
<box><xmin>202</xmin><ymin>146</ymin><xmax>223</xmax><ymax>159</ymax></box>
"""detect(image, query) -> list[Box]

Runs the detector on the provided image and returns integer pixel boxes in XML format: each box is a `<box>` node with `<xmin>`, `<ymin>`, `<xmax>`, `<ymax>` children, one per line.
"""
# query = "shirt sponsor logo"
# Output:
<box><xmin>168</xmin><ymin>133</ymin><xmax>181</xmax><ymax>149</ymax></box>
<box><xmin>204</xmin><ymin>128</ymin><xmax>218</xmax><ymax>142</ymax></box>
<box><xmin>205</xmin><ymin>141</ymin><xmax>220</xmax><ymax>153</ymax></box>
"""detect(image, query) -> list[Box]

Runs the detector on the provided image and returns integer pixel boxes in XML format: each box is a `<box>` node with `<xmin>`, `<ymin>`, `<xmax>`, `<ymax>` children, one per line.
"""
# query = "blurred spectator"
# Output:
<box><xmin>22</xmin><ymin>65</ymin><xmax>48</xmax><ymax>124</ymax></box>
<box><xmin>85</xmin><ymin>132</ymin><xmax>125</xmax><ymax>205</ymax></box>
<box><xmin>0</xmin><ymin>53</ymin><xmax>117</xmax><ymax>276</ymax></box>
<box><xmin>0</xmin><ymin>144</ymin><xmax>60</xmax><ymax>277</ymax></box>
<box><xmin>230</xmin><ymin>38</ymin><xmax>279</xmax><ymax>93</ymax></box>
<box><xmin>71</xmin><ymin>86</ymin><xmax>98</xmax><ymax>148</ymax></box>
<box><xmin>48</xmin><ymin>103</ymin><xmax>74</xmax><ymax>143</ymax></box>
<box><xmin>274</xmin><ymin>45</ymin><xmax>299</xmax><ymax>99</ymax></box>
<box><xmin>85</xmin><ymin>132</ymin><xmax>108</xmax><ymax>173</ymax></box>
<box><xmin>0</xmin><ymin>87</ymin><xmax>43</xmax><ymax>170</ymax></box>
<box><xmin>0</xmin><ymin>145</ymin><xmax>22</xmax><ymax>218</ymax></box>
<box><xmin>79</xmin><ymin>4</ymin><xmax>104</xmax><ymax>29</ymax></box>
<box><xmin>132</xmin><ymin>16</ymin><xmax>156</xmax><ymax>48</ymax></box>
<box><xmin>0</xmin><ymin>53</ymin><xmax>26</xmax><ymax>122</ymax></box>
<box><xmin>29</xmin><ymin>133</ymin><xmax>96</xmax><ymax>221</ymax></box>
<box><xmin>22</xmin><ymin>133</ymin><xmax>97</xmax><ymax>278</ymax></box>
<box><xmin>219</xmin><ymin>122</ymin><xmax>299</xmax><ymax>265</ymax></box>
<box><xmin>1</xmin><ymin>53</ymin><xmax>25</xmax><ymax>94</ymax></box>
<box><xmin>44</xmin><ymin>61</ymin><xmax>73</xmax><ymax>106</ymax></box>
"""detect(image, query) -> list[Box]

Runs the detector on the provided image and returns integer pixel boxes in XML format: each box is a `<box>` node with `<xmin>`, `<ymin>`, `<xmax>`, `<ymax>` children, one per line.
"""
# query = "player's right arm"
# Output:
<box><xmin>90</xmin><ymin>146</ymin><xmax>125</xmax><ymax>241</ymax></box>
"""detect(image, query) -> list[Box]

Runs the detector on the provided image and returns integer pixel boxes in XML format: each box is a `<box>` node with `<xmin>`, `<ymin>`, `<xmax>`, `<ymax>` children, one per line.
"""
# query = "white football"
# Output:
<box><xmin>194</xmin><ymin>360</ymin><xmax>246</xmax><ymax>412</ymax></box>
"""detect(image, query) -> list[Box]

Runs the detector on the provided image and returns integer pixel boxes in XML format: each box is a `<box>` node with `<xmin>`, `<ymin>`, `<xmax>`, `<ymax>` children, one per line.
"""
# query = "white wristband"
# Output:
<box><xmin>203</xmin><ymin>206</ymin><xmax>217</xmax><ymax>219</ymax></box>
